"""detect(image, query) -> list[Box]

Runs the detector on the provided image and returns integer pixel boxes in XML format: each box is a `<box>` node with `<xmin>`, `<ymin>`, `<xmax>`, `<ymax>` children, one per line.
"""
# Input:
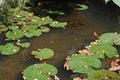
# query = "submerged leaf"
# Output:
<box><xmin>89</xmin><ymin>43</ymin><xmax>117</xmax><ymax>58</ymax></box>
<box><xmin>67</xmin><ymin>54</ymin><xmax>101</xmax><ymax>73</ymax></box>
<box><xmin>23</xmin><ymin>63</ymin><xmax>58</xmax><ymax>80</ymax></box>
<box><xmin>88</xmin><ymin>70</ymin><xmax>120</xmax><ymax>80</ymax></box>
<box><xmin>0</xmin><ymin>43</ymin><xmax>20</xmax><ymax>55</ymax></box>
<box><xmin>31</xmin><ymin>48</ymin><xmax>54</xmax><ymax>60</ymax></box>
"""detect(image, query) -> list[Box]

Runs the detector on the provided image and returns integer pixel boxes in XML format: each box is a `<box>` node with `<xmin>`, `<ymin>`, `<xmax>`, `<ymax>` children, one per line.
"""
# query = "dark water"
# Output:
<box><xmin>0</xmin><ymin>4</ymin><xmax>119</xmax><ymax>80</ymax></box>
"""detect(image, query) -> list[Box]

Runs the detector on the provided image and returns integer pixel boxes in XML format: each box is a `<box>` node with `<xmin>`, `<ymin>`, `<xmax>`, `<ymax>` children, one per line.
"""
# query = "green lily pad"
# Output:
<box><xmin>89</xmin><ymin>44</ymin><xmax>117</xmax><ymax>58</ymax></box>
<box><xmin>0</xmin><ymin>25</ymin><xmax>8</xmax><ymax>33</ymax></box>
<box><xmin>8</xmin><ymin>25</ymin><xmax>19</xmax><ymax>30</ymax></box>
<box><xmin>74</xmin><ymin>4</ymin><xmax>88</xmax><ymax>10</ymax></box>
<box><xmin>0</xmin><ymin>43</ymin><xmax>20</xmax><ymax>55</ymax></box>
<box><xmin>16</xmin><ymin>42</ymin><xmax>30</xmax><ymax>48</ymax></box>
<box><xmin>6</xmin><ymin>29</ymin><xmax>24</xmax><ymax>40</ymax></box>
<box><xmin>49</xmin><ymin>21</ymin><xmax>67</xmax><ymax>28</ymax></box>
<box><xmin>39</xmin><ymin>26</ymin><xmax>50</xmax><ymax>33</ymax></box>
<box><xmin>88</xmin><ymin>70</ymin><xmax>120</xmax><ymax>80</ymax></box>
<box><xmin>67</xmin><ymin>54</ymin><xmax>101</xmax><ymax>73</ymax></box>
<box><xmin>24</xmin><ymin>29</ymin><xmax>42</xmax><ymax>38</ymax></box>
<box><xmin>31</xmin><ymin>48</ymin><xmax>54</xmax><ymax>60</ymax></box>
<box><xmin>23</xmin><ymin>63</ymin><xmax>58</xmax><ymax>80</ymax></box>
<box><xmin>39</xmin><ymin>16</ymin><xmax>53</xmax><ymax>25</ymax></box>
<box><xmin>22</xmin><ymin>25</ymin><xmax>38</xmax><ymax>32</ymax></box>
<box><xmin>100</xmin><ymin>33</ymin><xmax>120</xmax><ymax>45</ymax></box>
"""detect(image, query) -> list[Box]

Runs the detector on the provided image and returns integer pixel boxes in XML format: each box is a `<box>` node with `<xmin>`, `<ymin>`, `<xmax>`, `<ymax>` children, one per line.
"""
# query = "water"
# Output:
<box><xmin>0</xmin><ymin>4</ymin><xmax>119</xmax><ymax>80</ymax></box>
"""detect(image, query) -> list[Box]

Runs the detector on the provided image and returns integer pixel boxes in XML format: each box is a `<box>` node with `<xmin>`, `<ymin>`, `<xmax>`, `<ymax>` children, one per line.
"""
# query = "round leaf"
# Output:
<box><xmin>6</xmin><ymin>30</ymin><xmax>24</xmax><ymax>40</ymax></box>
<box><xmin>100</xmin><ymin>33</ymin><xmax>120</xmax><ymax>45</ymax></box>
<box><xmin>0</xmin><ymin>43</ymin><xmax>20</xmax><ymax>55</ymax></box>
<box><xmin>31</xmin><ymin>48</ymin><xmax>54</xmax><ymax>60</ymax></box>
<box><xmin>89</xmin><ymin>44</ymin><xmax>117</xmax><ymax>58</ymax></box>
<box><xmin>67</xmin><ymin>54</ymin><xmax>101</xmax><ymax>73</ymax></box>
<box><xmin>23</xmin><ymin>63</ymin><xmax>58</xmax><ymax>80</ymax></box>
<box><xmin>16</xmin><ymin>42</ymin><xmax>30</xmax><ymax>48</ymax></box>
<box><xmin>88</xmin><ymin>70</ymin><xmax>120</xmax><ymax>80</ymax></box>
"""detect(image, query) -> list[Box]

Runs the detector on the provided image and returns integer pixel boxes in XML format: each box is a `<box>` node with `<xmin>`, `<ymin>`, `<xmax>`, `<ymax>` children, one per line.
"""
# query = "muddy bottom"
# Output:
<box><xmin>0</xmin><ymin>3</ymin><xmax>119</xmax><ymax>80</ymax></box>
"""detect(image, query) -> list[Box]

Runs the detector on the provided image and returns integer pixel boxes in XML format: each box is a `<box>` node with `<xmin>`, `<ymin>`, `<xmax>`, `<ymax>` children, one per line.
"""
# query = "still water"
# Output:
<box><xmin>0</xmin><ymin>5</ymin><xmax>119</xmax><ymax>80</ymax></box>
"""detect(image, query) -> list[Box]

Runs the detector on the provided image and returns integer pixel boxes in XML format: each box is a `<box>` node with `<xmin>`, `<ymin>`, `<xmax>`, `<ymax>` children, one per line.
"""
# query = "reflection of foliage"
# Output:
<box><xmin>89</xmin><ymin>43</ymin><xmax>117</xmax><ymax>58</ymax></box>
<box><xmin>0</xmin><ymin>43</ymin><xmax>20</xmax><ymax>55</ymax></box>
<box><xmin>23</xmin><ymin>63</ymin><xmax>58</xmax><ymax>80</ymax></box>
<box><xmin>31</xmin><ymin>48</ymin><xmax>54</xmax><ymax>60</ymax></box>
<box><xmin>66</xmin><ymin>54</ymin><xmax>101</xmax><ymax>73</ymax></box>
<box><xmin>88</xmin><ymin>70</ymin><xmax>120</xmax><ymax>80</ymax></box>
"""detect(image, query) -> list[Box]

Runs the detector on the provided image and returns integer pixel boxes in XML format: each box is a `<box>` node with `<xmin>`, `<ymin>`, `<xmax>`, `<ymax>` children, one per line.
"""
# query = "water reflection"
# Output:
<box><xmin>0</xmin><ymin>7</ymin><xmax>118</xmax><ymax>80</ymax></box>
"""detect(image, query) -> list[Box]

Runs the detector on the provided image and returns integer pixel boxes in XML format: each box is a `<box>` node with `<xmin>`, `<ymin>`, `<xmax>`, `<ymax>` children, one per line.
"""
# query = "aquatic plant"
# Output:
<box><xmin>0</xmin><ymin>43</ymin><xmax>20</xmax><ymax>55</ymax></box>
<box><xmin>16</xmin><ymin>42</ymin><xmax>30</xmax><ymax>48</ymax></box>
<box><xmin>6</xmin><ymin>29</ymin><xmax>24</xmax><ymax>40</ymax></box>
<box><xmin>31</xmin><ymin>48</ymin><xmax>54</xmax><ymax>60</ymax></box>
<box><xmin>88</xmin><ymin>70</ymin><xmax>120</xmax><ymax>80</ymax></box>
<box><xmin>66</xmin><ymin>54</ymin><xmax>101</xmax><ymax>73</ymax></box>
<box><xmin>100</xmin><ymin>33</ymin><xmax>120</xmax><ymax>45</ymax></box>
<box><xmin>105</xmin><ymin>0</ymin><xmax>120</xmax><ymax>7</ymax></box>
<box><xmin>49</xmin><ymin>21</ymin><xmax>67</xmax><ymax>28</ymax></box>
<box><xmin>0</xmin><ymin>25</ymin><xmax>8</xmax><ymax>33</ymax></box>
<box><xmin>89</xmin><ymin>43</ymin><xmax>117</xmax><ymax>58</ymax></box>
<box><xmin>23</xmin><ymin>63</ymin><xmax>58</xmax><ymax>80</ymax></box>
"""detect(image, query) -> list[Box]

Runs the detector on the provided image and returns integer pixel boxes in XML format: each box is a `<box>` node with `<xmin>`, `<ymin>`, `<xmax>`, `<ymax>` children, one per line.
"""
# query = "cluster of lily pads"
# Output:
<box><xmin>0</xmin><ymin>7</ymin><xmax>67</xmax><ymax>55</ymax></box>
<box><xmin>64</xmin><ymin>32</ymin><xmax>120</xmax><ymax>79</ymax></box>
<box><xmin>22</xmin><ymin>48</ymin><xmax>59</xmax><ymax>80</ymax></box>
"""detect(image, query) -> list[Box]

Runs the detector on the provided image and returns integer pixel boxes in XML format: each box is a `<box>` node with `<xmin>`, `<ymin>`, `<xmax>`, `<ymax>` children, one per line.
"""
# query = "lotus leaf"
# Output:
<box><xmin>16</xmin><ymin>42</ymin><xmax>30</xmax><ymax>48</ymax></box>
<box><xmin>24</xmin><ymin>29</ymin><xmax>42</xmax><ymax>38</ymax></box>
<box><xmin>23</xmin><ymin>63</ymin><xmax>58</xmax><ymax>80</ymax></box>
<box><xmin>67</xmin><ymin>54</ymin><xmax>101</xmax><ymax>73</ymax></box>
<box><xmin>100</xmin><ymin>33</ymin><xmax>120</xmax><ymax>45</ymax></box>
<box><xmin>0</xmin><ymin>43</ymin><xmax>20</xmax><ymax>55</ymax></box>
<box><xmin>6</xmin><ymin>30</ymin><xmax>24</xmax><ymax>40</ymax></box>
<box><xmin>88</xmin><ymin>70</ymin><xmax>120</xmax><ymax>80</ymax></box>
<box><xmin>89</xmin><ymin>44</ymin><xmax>117</xmax><ymax>58</ymax></box>
<box><xmin>49</xmin><ymin>21</ymin><xmax>67</xmax><ymax>28</ymax></box>
<box><xmin>39</xmin><ymin>16</ymin><xmax>53</xmax><ymax>25</ymax></box>
<box><xmin>31</xmin><ymin>48</ymin><xmax>54</xmax><ymax>60</ymax></box>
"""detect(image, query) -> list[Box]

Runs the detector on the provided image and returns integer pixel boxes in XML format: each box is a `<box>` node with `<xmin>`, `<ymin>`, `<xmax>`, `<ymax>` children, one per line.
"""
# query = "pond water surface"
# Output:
<box><xmin>0</xmin><ymin>4</ymin><xmax>119</xmax><ymax>80</ymax></box>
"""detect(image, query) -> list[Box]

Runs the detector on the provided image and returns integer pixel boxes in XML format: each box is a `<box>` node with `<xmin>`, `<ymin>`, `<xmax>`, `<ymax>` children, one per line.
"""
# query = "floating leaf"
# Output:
<box><xmin>89</xmin><ymin>44</ymin><xmax>117</xmax><ymax>58</ymax></box>
<box><xmin>8</xmin><ymin>25</ymin><xmax>19</xmax><ymax>30</ymax></box>
<box><xmin>0</xmin><ymin>25</ymin><xmax>8</xmax><ymax>33</ymax></box>
<box><xmin>49</xmin><ymin>21</ymin><xmax>67</xmax><ymax>28</ymax></box>
<box><xmin>67</xmin><ymin>54</ymin><xmax>101</xmax><ymax>73</ymax></box>
<box><xmin>74</xmin><ymin>4</ymin><xmax>88</xmax><ymax>10</ymax></box>
<box><xmin>16</xmin><ymin>42</ymin><xmax>30</xmax><ymax>48</ymax></box>
<box><xmin>105</xmin><ymin>0</ymin><xmax>110</xmax><ymax>4</ymax></box>
<box><xmin>6</xmin><ymin>30</ymin><xmax>24</xmax><ymax>40</ymax></box>
<box><xmin>88</xmin><ymin>70</ymin><xmax>120</xmax><ymax>80</ymax></box>
<box><xmin>39</xmin><ymin>16</ymin><xmax>53</xmax><ymax>25</ymax></box>
<box><xmin>31</xmin><ymin>48</ymin><xmax>54</xmax><ymax>60</ymax></box>
<box><xmin>113</xmin><ymin>0</ymin><xmax>120</xmax><ymax>7</ymax></box>
<box><xmin>23</xmin><ymin>63</ymin><xmax>58</xmax><ymax>80</ymax></box>
<box><xmin>0</xmin><ymin>43</ymin><xmax>20</xmax><ymax>55</ymax></box>
<box><xmin>39</xmin><ymin>26</ymin><xmax>50</xmax><ymax>33</ymax></box>
<box><xmin>100</xmin><ymin>33</ymin><xmax>120</xmax><ymax>45</ymax></box>
<box><xmin>24</xmin><ymin>29</ymin><xmax>42</xmax><ymax>38</ymax></box>
<box><xmin>22</xmin><ymin>25</ymin><xmax>38</xmax><ymax>32</ymax></box>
